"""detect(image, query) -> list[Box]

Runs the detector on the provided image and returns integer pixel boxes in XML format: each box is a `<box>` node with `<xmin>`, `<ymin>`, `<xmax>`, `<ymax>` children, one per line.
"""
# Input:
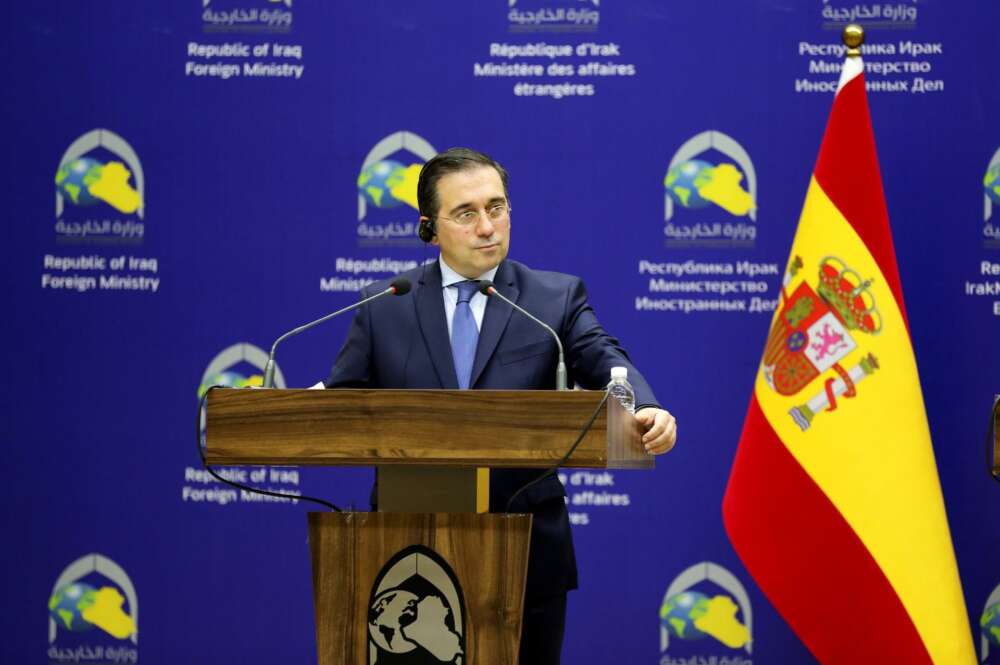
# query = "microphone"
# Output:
<box><xmin>478</xmin><ymin>280</ymin><xmax>567</xmax><ymax>391</ymax></box>
<box><xmin>261</xmin><ymin>278</ymin><xmax>411</xmax><ymax>388</ymax></box>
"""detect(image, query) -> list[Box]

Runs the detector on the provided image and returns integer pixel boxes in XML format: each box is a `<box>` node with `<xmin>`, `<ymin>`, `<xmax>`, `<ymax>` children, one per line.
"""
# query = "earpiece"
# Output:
<box><xmin>418</xmin><ymin>217</ymin><xmax>436</xmax><ymax>242</ymax></box>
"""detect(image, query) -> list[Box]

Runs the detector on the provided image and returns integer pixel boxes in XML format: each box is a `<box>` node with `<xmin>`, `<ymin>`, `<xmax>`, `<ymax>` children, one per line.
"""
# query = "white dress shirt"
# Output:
<box><xmin>439</xmin><ymin>256</ymin><xmax>499</xmax><ymax>337</ymax></box>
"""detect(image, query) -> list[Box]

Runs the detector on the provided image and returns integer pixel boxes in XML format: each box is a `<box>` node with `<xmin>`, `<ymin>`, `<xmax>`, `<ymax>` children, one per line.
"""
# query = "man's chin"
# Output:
<box><xmin>450</xmin><ymin>249</ymin><xmax>506</xmax><ymax>278</ymax></box>
<box><xmin>480</xmin><ymin>250</ymin><xmax>506</xmax><ymax>271</ymax></box>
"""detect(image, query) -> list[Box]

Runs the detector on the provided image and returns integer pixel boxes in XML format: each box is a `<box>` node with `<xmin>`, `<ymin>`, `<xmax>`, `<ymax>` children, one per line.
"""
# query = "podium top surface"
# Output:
<box><xmin>204</xmin><ymin>388</ymin><xmax>652</xmax><ymax>470</ymax></box>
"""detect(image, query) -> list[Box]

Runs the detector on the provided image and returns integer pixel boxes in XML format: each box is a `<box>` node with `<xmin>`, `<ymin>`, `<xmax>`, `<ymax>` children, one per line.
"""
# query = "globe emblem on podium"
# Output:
<box><xmin>368</xmin><ymin>589</ymin><xmax>420</xmax><ymax>653</ymax></box>
<box><xmin>367</xmin><ymin>587</ymin><xmax>464</xmax><ymax>662</ymax></box>
<box><xmin>366</xmin><ymin>546</ymin><xmax>466</xmax><ymax>664</ymax></box>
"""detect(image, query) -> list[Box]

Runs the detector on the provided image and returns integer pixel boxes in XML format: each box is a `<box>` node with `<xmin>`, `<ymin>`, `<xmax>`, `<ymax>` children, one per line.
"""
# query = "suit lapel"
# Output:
<box><xmin>415</xmin><ymin>262</ymin><xmax>459</xmax><ymax>389</ymax></box>
<box><xmin>470</xmin><ymin>261</ymin><xmax>518</xmax><ymax>388</ymax></box>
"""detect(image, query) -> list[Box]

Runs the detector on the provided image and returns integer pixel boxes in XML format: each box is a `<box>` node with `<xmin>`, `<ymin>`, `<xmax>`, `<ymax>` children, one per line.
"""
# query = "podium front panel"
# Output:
<box><xmin>308</xmin><ymin>512</ymin><xmax>531</xmax><ymax>665</ymax></box>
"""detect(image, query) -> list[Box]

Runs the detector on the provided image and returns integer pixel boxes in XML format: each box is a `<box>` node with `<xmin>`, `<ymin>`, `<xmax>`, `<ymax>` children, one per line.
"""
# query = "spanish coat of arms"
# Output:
<box><xmin>761</xmin><ymin>255</ymin><xmax>882</xmax><ymax>431</ymax></box>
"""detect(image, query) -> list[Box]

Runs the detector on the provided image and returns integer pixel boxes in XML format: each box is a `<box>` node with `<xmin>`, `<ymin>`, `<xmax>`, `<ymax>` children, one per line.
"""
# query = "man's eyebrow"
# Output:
<box><xmin>447</xmin><ymin>201</ymin><xmax>474</xmax><ymax>216</ymax></box>
<box><xmin>447</xmin><ymin>196</ymin><xmax>507</xmax><ymax>216</ymax></box>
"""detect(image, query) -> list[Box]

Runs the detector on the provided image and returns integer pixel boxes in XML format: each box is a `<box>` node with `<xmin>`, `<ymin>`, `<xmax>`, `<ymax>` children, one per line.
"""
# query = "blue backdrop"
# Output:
<box><xmin>4</xmin><ymin>1</ymin><xmax>999</xmax><ymax>663</ymax></box>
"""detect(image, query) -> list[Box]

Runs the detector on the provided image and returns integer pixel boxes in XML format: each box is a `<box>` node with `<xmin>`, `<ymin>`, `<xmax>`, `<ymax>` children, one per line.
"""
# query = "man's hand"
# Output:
<box><xmin>635</xmin><ymin>407</ymin><xmax>677</xmax><ymax>455</ymax></box>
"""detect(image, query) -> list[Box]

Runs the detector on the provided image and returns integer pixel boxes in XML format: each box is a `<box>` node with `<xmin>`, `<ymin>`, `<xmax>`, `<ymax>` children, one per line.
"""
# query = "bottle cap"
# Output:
<box><xmin>611</xmin><ymin>366</ymin><xmax>628</xmax><ymax>380</ymax></box>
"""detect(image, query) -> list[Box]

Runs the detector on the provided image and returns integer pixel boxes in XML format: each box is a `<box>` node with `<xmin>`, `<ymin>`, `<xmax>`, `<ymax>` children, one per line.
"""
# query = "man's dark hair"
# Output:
<box><xmin>417</xmin><ymin>147</ymin><xmax>510</xmax><ymax>220</ymax></box>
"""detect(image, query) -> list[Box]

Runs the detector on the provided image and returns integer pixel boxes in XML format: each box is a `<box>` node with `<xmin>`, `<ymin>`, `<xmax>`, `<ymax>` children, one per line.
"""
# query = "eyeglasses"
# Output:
<box><xmin>438</xmin><ymin>203</ymin><xmax>511</xmax><ymax>227</ymax></box>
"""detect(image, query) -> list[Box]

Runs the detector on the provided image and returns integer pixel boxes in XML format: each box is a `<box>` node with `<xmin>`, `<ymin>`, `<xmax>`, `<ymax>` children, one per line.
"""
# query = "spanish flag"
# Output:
<box><xmin>722</xmin><ymin>47</ymin><xmax>975</xmax><ymax>663</ymax></box>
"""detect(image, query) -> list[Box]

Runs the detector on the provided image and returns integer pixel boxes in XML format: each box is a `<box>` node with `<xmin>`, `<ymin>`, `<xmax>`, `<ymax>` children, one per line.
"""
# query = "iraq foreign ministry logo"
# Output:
<box><xmin>54</xmin><ymin>129</ymin><xmax>145</xmax><ymax>245</ymax></box>
<box><xmin>356</xmin><ymin>131</ymin><xmax>437</xmax><ymax>247</ymax></box>
<box><xmin>663</xmin><ymin>130</ymin><xmax>757</xmax><ymax>248</ymax></box>
<box><xmin>367</xmin><ymin>546</ymin><xmax>466</xmax><ymax>664</ymax></box>
<box><xmin>47</xmin><ymin>554</ymin><xmax>138</xmax><ymax>664</ymax></box>
<box><xmin>762</xmin><ymin>255</ymin><xmax>881</xmax><ymax>431</ymax></box>
<box><xmin>984</xmin><ymin>147</ymin><xmax>1000</xmax><ymax>249</ymax></box>
<box><xmin>659</xmin><ymin>561</ymin><xmax>752</xmax><ymax>661</ymax></box>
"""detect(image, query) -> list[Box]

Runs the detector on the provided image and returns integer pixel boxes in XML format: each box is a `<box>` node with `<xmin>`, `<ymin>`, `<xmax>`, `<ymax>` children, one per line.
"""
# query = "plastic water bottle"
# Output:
<box><xmin>607</xmin><ymin>366</ymin><xmax>635</xmax><ymax>414</ymax></box>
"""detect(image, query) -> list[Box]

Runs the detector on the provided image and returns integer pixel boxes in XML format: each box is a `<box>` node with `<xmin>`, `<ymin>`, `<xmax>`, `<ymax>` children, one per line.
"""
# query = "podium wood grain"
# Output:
<box><xmin>205</xmin><ymin>388</ymin><xmax>652</xmax><ymax>469</ymax></box>
<box><xmin>309</xmin><ymin>512</ymin><xmax>531</xmax><ymax>665</ymax></box>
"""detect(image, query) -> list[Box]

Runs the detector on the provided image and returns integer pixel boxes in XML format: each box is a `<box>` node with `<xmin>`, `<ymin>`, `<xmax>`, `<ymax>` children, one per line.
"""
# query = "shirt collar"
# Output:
<box><xmin>438</xmin><ymin>256</ymin><xmax>499</xmax><ymax>289</ymax></box>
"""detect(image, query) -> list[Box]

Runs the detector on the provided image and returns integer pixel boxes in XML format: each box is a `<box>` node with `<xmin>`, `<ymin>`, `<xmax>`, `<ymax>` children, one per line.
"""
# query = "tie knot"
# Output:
<box><xmin>455</xmin><ymin>281</ymin><xmax>479</xmax><ymax>304</ymax></box>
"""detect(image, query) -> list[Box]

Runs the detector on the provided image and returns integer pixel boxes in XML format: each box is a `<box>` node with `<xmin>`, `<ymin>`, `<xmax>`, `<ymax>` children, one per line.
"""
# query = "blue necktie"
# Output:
<box><xmin>451</xmin><ymin>281</ymin><xmax>479</xmax><ymax>389</ymax></box>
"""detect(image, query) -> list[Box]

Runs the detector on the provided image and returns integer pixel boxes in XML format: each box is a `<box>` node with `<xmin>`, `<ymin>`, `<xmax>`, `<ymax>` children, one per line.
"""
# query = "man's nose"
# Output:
<box><xmin>475</xmin><ymin>212</ymin><xmax>496</xmax><ymax>236</ymax></box>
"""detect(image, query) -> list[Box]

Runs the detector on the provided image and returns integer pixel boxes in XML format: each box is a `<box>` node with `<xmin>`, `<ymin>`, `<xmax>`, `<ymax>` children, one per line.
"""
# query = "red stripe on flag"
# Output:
<box><xmin>722</xmin><ymin>396</ymin><xmax>931</xmax><ymax>664</ymax></box>
<box><xmin>812</xmin><ymin>73</ymin><xmax>909</xmax><ymax>330</ymax></box>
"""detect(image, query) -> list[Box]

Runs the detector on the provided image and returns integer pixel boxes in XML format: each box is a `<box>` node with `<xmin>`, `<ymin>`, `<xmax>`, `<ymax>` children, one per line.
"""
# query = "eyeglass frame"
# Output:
<box><xmin>436</xmin><ymin>202</ymin><xmax>512</xmax><ymax>227</ymax></box>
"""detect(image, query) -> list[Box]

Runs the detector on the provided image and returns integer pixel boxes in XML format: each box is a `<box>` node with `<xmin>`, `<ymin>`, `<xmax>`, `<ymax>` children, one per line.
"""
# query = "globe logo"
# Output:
<box><xmin>49</xmin><ymin>583</ymin><xmax>100</xmax><ymax>633</ymax></box>
<box><xmin>664</xmin><ymin>161</ymin><xmax>715</xmax><ymax>210</ymax></box>
<box><xmin>55</xmin><ymin>159</ymin><xmax>104</xmax><ymax>207</ymax></box>
<box><xmin>55</xmin><ymin>156</ymin><xmax>142</xmax><ymax>214</ymax></box>
<box><xmin>357</xmin><ymin>159</ymin><xmax>421</xmax><ymax>210</ymax></box>
<box><xmin>48</xmin><ymin>582</ymin><xmax>136</xmax><ymax>639</ymax></box>
<box><xmin>660</xmin><ymin>590</ymin><xmax>712</xmax><ymax>640</ymax></box>
<box><xmin>983</xmin><ymin>602</ymin><xmax>1000</xmax><ymax>648</ymax></box>
<box><xmin>985</xmin><ymin>163</ymin><xmax>1000</xmax><ymax>205</ymax></box>
<box><xmin>664</xmin><ymin>159</ymin><xmax>755</xmax><ymax>217</ymax></box>
<box><xmin>659</xmin><ymin>589</ymin><xmax>750</xmax><ymax>649</ymax></box>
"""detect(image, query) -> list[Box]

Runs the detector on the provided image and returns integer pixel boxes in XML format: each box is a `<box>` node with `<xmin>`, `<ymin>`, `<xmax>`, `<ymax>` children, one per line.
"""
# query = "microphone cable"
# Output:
<box><xmin>505</xmin><ymin>390</ymin><xmax>610</xmax><ymax>513</ymax></box>
<box><xmin>197</xmin><ymin>385</ymin><xmax>341</xmax><ymax>511</ymax></box>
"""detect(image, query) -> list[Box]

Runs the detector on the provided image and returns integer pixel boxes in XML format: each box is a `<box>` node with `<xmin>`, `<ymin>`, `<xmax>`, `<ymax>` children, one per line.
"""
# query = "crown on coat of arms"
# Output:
<box><xmin>816</xmin><ymin>256</ymin><xmax>882</xmax><ymax>334</ymax></box>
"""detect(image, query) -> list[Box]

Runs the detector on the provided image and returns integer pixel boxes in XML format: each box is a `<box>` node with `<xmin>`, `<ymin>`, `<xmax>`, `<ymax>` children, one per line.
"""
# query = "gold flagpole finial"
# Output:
<box><xmin>842</xmin><ymin>24</ymin><xmax>865</xmax><ymax>57</ymax></box>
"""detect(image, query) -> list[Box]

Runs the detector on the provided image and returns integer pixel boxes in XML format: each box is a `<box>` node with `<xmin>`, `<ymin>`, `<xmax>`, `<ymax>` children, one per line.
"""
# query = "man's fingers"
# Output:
<box><xmin>635</xmin><ymin>409</ymin><xmax>654</xmax><ymax>426</ymax></box>
<box><xmin>643</xmin><ymin>412</ymin><xmax>677</xmax><ymax>454</ymax></box>
<box><xmin>642</xmin><ymin>415</ymin><xmax>666</xmax><ymax>443</ymax></box>
<box><xmin>633</xmin><ymin>408</ymin><xmax>677</xmax><ymax>454</ymax></box>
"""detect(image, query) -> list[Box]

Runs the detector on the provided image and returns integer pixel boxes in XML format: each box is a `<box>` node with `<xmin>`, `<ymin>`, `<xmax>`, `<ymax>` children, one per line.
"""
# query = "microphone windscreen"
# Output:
<box><xmin>391</xmin><ymin>278</ymin><xmax>412</xmax><ymax>295</ymax></box>
<box><xmin>477</xmin><ymin>280</ymin><xmax>495</xmax><ymax>296</ymax></box>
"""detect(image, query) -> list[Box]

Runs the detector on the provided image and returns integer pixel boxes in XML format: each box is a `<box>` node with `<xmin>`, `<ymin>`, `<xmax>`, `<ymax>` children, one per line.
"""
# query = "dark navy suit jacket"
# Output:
<box><xmin>326</xmin><ymin>258</ymin><xmax>659</xmax><ymax>600</ymax></box>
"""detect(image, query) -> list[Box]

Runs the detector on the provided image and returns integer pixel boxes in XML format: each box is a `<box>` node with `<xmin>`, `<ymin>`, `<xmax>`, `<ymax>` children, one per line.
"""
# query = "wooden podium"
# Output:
<box><xmin>205</xmin><ymin>389</ymin><xmax>651</xmax><ymax>664</ymax></box>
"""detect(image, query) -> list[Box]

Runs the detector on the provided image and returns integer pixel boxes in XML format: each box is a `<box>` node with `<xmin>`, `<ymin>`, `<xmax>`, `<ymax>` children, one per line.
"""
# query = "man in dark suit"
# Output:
<box><xmin>327</xmin><ymin>147</ymin><xmax>677</xmax><ymax>664</ymax></box>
